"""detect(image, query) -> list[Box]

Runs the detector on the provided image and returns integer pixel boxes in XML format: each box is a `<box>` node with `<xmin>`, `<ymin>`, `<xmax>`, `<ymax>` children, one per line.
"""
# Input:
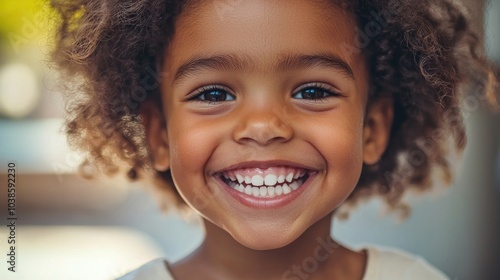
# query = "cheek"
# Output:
<box><xmin>167</xmin><ymin>115</ymin><xmax>221</xmax><ymax>191</ymax></box>
<box><xmin>171</xmin><ymin>129</ymin><xmax>209</xmax><ymax>170</ymax></box>
<box><xmin>165</xmin><ymin>116</ymin><xmax>227</xmax><ymax>216</ymax></box>
<box><xmin>306</xmin><ymin>112</ymin><xmax>365</xmax><ymax>189</ymax></box>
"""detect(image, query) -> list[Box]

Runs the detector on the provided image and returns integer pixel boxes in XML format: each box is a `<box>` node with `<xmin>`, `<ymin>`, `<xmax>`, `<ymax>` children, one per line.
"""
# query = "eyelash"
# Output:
<box><xmin>292</xmin><ymin>83</ymin><xmax>343</xmax><ymax>101</ymax></box>
<box><xmin>187</xmin><ymin>85</ymin><xmax>235</xmax><ymax>104</ymax></box>
<box><xmin>187</xmin><ymin>83</ymin><xmax>342</xmax><ymax>104</ymax></box>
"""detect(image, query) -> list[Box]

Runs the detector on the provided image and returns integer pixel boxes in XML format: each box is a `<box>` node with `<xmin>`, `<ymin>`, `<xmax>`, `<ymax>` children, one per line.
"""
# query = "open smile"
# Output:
<box><xmin>220</xmin><ymin>167</ymin><xmax>311</xmax><ymax>198</ymax></box>
<box><xmin>214</xmin><ymin>162</ymin><xmax>318</xmax><ymax>208</ymax></box>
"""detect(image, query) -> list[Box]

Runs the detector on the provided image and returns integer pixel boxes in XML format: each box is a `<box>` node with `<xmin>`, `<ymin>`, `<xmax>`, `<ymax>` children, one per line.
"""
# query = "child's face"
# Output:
<box><xmin>145</xmin><ymin>0</ymin><xmax>392</xmax><ymax>250</ymax></box>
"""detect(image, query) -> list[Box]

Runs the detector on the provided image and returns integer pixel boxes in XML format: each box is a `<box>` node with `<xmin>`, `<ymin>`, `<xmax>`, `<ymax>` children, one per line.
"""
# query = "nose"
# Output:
<box><xmin>232</xmin><ymin>107</ymin><xmax>293</xmax><ymax>146</ymax></box>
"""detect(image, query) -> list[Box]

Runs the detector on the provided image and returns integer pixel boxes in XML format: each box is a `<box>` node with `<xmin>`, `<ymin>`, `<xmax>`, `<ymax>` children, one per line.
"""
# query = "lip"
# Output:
<box><xmin>213</xmin><ymin>171</ymin><xmax>317</xmax><ymax>209</ymax></box>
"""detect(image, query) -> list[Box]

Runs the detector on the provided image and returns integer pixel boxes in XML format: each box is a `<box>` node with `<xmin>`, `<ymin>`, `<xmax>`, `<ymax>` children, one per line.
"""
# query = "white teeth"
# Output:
<box><xmin>277</xmin><ymin>175</ymin><xmax>285</xmax><ymax>183</ymax></box>
<box><xmin>231</xmin><ymin>181</ymin><xmax>306</xmax><ymax>198</ymax></box>
<box><xmin>276</xmin><ymin>185</ymin><xmax>283</xmax><ymax>195</ymax></box>
<box><xmin>268</xmin><ymin>187</ymin><xmax>275</xmax><ymax>197</ymax></box>
<box><xmin>226</xmin><ymin>169</ymin><xmax>310</xmax><ymax>199</ymax></box>
<box><xmin>251</xmin><ymin>175</ymin><xmax>264</xmax><ymax>186</ymax></box>
<box><xmin>252</xmin><ymin>187</ymin><xmax>260</xmax><ymax>196</ymax></box>
<box><xmin>227</xmin><ymin>170</ymin><xmax>307</xmax><ymax>187</ymax></box>
<box><xmin>260</xmin><ymin>187</ymin><xmax>267</xmax><ymax>196</ymax></box>
<box><xmin>236</xmin><ymin>174</ymin><xmax>244</xmax><ymax>183</ymax></box>
<box><xmin>283</xmin><ymin>183</ymin><xmax>292</xmax><ymax>194</ymax></box>
<box><xmin>289</xmin><ymin>180</ymin><xmax>300</xmax><ymax>190</ymax></box>
<box><xmin>264</xmin><ymin>174</ymin><xmax>277</xmax><ymax>186</ymax></box>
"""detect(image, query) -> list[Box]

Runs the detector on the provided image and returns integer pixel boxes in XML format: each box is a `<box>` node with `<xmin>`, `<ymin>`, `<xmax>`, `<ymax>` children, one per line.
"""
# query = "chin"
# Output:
<box><xmin>229</xmin><ymin>222</ymin><xmax>303</xmax><ymax>251</ymax></box>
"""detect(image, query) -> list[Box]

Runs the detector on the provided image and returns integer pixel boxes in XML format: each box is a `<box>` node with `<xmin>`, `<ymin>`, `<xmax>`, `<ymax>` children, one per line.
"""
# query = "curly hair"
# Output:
<box><xmin>50</xmin><ymin>0</ymin><xmax>499</xmax><ymax>216</ymax></box>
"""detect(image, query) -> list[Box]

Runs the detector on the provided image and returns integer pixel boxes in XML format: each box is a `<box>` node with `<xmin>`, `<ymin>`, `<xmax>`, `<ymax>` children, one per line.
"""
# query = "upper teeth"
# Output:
<box><xmin>222</xmin><ymin>168</ymin><xmax>306</xmax><ymax>188</ymax></box>
<box><xmin>233</xmin><ymin>172</ymin><xmax>301</xmax><ymax>186</ymax></box>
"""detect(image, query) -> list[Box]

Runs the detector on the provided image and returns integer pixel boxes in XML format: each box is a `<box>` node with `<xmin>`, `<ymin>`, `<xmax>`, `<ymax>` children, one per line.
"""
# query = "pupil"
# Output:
<box><xmin>304</xmin><ymin>89</ymin><xmax>321</xmax><ymax>99</ymax></box>
<box><xmin>207</xmin><ymin>90</ymin><xmax>225</xmax><ymax>101</ymax></box>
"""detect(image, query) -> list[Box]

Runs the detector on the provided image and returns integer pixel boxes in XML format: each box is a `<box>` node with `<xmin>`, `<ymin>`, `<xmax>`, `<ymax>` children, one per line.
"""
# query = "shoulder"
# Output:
<box><xmin>362</xmin><ymin>245</ymin><xmax>450</xmax><ymax>280</ymax></box>
<box><xmin>116</xmin><ymin>258</ymin><xmax>174</xmax><ymax>280</ymax></box>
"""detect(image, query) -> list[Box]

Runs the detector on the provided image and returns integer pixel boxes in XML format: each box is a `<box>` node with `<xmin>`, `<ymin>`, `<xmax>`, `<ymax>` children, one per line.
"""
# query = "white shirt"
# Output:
<box><xmin>362</xmin><ymin>246</ymin><xmax>449</xmax><ymax>280</ymax></box>
<box><xmin>117</xmin><ymin>246</ymin><xmax>449</xmax><ymax>280</ymax></box>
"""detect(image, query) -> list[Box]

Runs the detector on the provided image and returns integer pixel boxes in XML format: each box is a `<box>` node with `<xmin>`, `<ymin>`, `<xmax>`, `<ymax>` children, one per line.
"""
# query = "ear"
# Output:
<box><xmin>362</xmin><ymin>97</ymin><xmax>394</xmax><ymax>165</ymax></box>
<box><xmin>140</xmin><ymin>100</ymin><xmax>170</xmax><ymax>171</ymax></box>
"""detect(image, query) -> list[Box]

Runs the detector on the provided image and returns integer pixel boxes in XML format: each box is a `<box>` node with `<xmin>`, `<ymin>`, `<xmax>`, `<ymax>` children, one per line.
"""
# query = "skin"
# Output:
<box><xmin>142</xmin><ymin>0</ymin><xmax>394</xmax><ymax>279</ymax></box>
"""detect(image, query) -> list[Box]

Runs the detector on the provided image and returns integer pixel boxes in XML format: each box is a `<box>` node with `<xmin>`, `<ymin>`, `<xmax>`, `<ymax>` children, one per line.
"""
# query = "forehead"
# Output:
<box><xmin>165</xmin><ymin>0</ymin><xmax>367</xmax><ymax>90</ymax></box>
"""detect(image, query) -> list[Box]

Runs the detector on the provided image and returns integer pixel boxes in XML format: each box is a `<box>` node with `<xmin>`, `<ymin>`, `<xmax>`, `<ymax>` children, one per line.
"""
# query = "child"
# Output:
<box><xmin>50</xmin><ymin>0</ymin><xmax>498</xmax><ymax>279</ymax></box>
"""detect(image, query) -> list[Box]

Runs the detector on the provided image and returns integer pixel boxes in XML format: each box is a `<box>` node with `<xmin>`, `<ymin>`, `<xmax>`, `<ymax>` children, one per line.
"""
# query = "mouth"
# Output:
<box><xmin>217</xmin><ymin>166</ymin><xmax>313</xmax><ymax>199</ymax></box>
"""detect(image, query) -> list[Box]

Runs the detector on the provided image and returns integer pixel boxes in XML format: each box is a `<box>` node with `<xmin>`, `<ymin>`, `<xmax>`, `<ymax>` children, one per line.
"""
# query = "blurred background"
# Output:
<box><xmin>0</xmin><ymin>0</ymin><xmax>499</xmax><ymax>279</ymax></box>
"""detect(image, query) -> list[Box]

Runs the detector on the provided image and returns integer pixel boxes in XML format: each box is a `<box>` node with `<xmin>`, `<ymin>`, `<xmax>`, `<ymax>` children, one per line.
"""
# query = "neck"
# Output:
<box><xmin>198</xmin><ymin>213</ymin><xmax>344</xmax><ymax>279</ymax></box>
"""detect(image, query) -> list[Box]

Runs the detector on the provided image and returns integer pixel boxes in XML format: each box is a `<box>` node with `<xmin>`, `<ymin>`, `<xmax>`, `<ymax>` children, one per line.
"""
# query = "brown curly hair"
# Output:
<box><xmin>50</xmin><ymin>0</ymin><xmax>499</xmax><ymax>215</ymax></box>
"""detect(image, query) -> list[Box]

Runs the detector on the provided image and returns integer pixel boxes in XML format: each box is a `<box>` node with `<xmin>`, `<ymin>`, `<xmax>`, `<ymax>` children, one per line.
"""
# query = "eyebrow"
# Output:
<box><xmin>173</xmin><ymin>53</ymin><xmax>253</xmax><ymax>84</ymax></box>
<box><xmin>276</xmin><ymin>53</ymin><xmax>355</xmax><ymax>79</ymax></box>
<box><xmin>173</xmin><ymin>52</ymin><xmax>355</xmax><ymax>85</ymax></box>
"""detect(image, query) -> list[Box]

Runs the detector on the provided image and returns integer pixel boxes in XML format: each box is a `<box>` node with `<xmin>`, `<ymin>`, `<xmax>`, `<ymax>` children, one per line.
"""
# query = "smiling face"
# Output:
<box><xmin>144</xmin><ymin>0</ymin><xmax>393</xmax><ymax>250</ymax></box>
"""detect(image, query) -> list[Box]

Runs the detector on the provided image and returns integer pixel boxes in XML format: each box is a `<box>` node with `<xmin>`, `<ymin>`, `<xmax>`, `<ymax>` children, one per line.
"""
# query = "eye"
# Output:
<box><xmin>292</xmin><ymin>83</ymin><xmax>342</xmax><ymax>100</ymax></box>
<box><xmin>189</xmin><ymin>85</ymin><xmax>235</xmax><ymax>103</ymax></box>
